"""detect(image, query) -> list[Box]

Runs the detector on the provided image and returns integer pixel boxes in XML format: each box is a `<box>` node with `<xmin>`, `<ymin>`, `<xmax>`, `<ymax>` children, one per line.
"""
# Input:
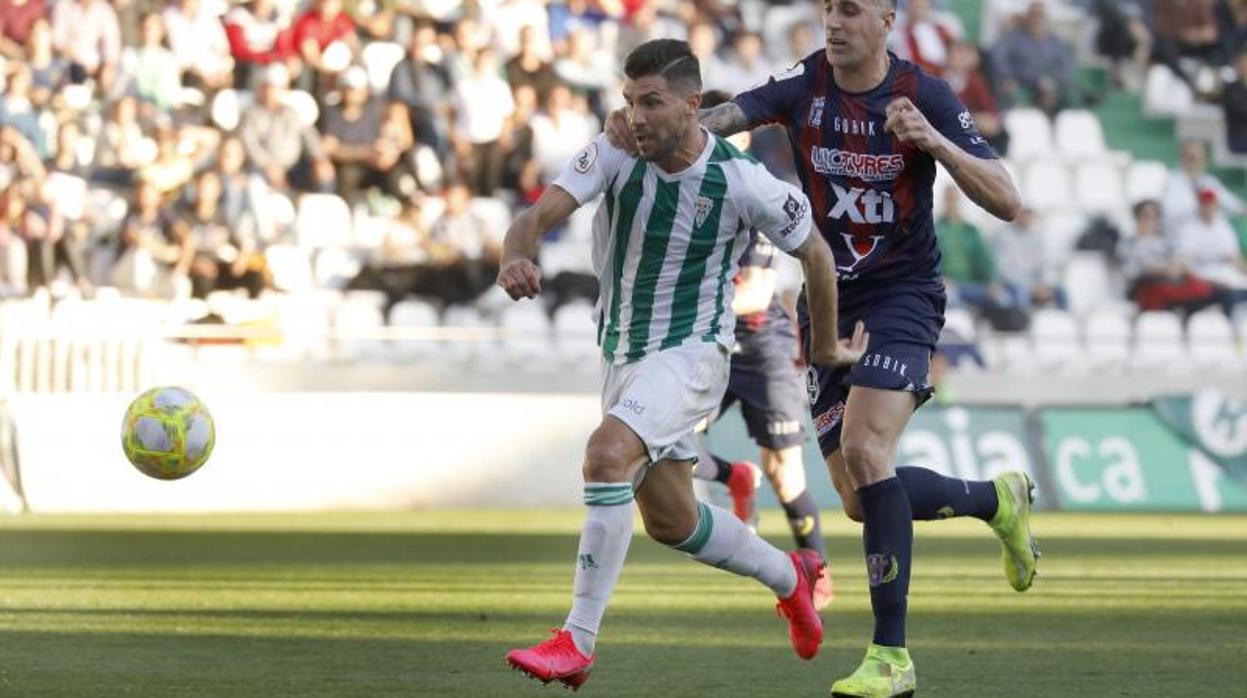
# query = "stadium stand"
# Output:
<box><xmin>0</xmin><ymin>0</ymin><xmax>1244</xmax><ymax>397</ymax></box>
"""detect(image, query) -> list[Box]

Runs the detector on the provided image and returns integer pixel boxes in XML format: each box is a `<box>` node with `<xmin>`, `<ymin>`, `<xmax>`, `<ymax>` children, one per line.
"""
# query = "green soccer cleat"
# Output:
<box><xmin>830</xmin><ymin>644</ymin><xmax>916</xmax><ymax>697</ymax></box>
<box><xmin>989</xmin><ymin>471</ymin><xmax>1041</xmax><ymax>592</ymax></box>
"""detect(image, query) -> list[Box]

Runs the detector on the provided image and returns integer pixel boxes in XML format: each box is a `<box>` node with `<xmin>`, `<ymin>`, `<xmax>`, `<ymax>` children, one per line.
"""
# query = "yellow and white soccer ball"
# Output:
<box><xmin>120</xmin><ymin>387</ymin><xmax>215</xmax><ymax>480</ymax></box>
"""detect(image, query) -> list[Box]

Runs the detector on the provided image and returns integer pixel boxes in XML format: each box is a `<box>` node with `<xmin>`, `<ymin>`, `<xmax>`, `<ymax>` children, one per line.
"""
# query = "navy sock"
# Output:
<box><xmin>781</xmin><ymin>490</ymin><xmax>827</xmax><ymax>559</ymax></box>
<box><xmin>712</xmin><ymin>455</ymin><xmax>733</xmax><ymax>484</ymax></box>
<box><xmin>896</xmin><ymin>466</ymin><xmax>999</xmax><ymax>522</ymax></box>
<box><xmin>858</xmin><ymin>477</ymin><xmax>912</xmax><ymax>648</ymax></box>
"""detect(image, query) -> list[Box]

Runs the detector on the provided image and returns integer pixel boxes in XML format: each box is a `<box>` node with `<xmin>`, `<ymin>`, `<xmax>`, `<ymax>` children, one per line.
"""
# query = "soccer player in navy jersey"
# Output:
<box><xmin>608</xmin><ymin>1</ymin><xmax>1039</xmax><ymax>695</ymax></box>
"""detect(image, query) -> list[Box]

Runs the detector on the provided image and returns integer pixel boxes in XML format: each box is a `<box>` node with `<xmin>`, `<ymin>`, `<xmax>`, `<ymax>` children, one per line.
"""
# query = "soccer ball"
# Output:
<box><xmin>121</xmin><ymin>386</ymin><xmax>215</xmax><ymax>480</ymax></box>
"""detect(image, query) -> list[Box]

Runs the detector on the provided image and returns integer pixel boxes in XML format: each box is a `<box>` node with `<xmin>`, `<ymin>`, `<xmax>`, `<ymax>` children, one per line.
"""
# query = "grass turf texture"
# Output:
<box><xmin>0</xmin><ymin>512</ymin><xmax>1244</xmax><ymax>697</ymax></box>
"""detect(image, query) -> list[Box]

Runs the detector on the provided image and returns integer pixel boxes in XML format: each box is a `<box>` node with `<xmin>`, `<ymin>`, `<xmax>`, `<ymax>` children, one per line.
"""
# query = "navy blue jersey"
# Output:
<box><xmin>734</xmin><ymin>51</ymin><xmax>997</xmax><ymax>301</ymax></box>
<box><xmin>733</xmin><ymin>231</ymin><xmax>794</xmax><ymax>341</ymax></box>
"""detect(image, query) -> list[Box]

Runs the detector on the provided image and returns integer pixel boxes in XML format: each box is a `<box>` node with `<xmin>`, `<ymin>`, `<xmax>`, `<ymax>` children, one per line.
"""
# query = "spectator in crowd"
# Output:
<box><xmin>501</xmin><ymin>83</ymin><xmax>542</xmax><ymax>204</ymax></box>
<box><xmin>490</xmin><ymin>0</ymin><xmax>551</xmax><ymax>61</ymax></box>
<box><xmin>223</xmin><ymin>0</ymin><xmax>299</xmax><ymax>89</ymax></box>
<box><xmin>1161</xmin><ymin>139</ymin><xmax>1245</xmax><ymax>233</ymax></box>
<box><xmin>993</xmin><ymin>206</ymin><xmax>1066</xmax><ymax>309</ymax></box>
<box><xmin>43</xmin><ymin>121</ymin><xmax>92</xmax><ymax>227</ymax></box>
<box><xmin>548</xmin><ymin>0</ymin><xmax>612</xmax><ymax>52</ymax></box>
<box><xmin>239</xmin><ymin>64</ymin><xmax>334</xmax><ymax>194</ymax></box>
<box><xmin>1090</xmin><ymin>0</ymin><xmax>1151</xmax><ymax>89</ymax></box>
<box><xmin>292</xmin><ymin>0</ymin><xmax>360</xmax><ymax>90</ymax></box>
<box><xmin>0</xmin><ymin>63</ymin><xmax>46</xmax><ymax>159</ymax></box>
<box><xmin>979</xmin><ymin>0</ymin><xmax>1080</xmax><ymax>47</ymax></box>
<box><xmin>0</xmin><ymin>0</ymin><xmax>46</xmax><ymax>61</ymax></box>
<box><xmin>1221</xmin><ymin>0</ymin><xmax>1247</xmax><ymax>57</ymax></box>
<box><xmin>342</xmin><ymin>0</ymin><xmax>397</xmax><ymax>40</ymax></box>
<box><xmin>688</xmin><ymin>21</ymin><xmax>726</xmax><ymax>91</ymax></box>
<box><xmin>387</xmin><ymin>18</ymin><xmax>452</xmax><ymax>156</ymax></box>
<box><xmin>94</xmin><ymin>95</ymin><xmax>148</xmax><ymax>185</ymax></box>
<box><xmin>937</xmin><ymin>187</ymin><xmax>1024</xmax><ymax>328</ymax></box>
<box><xmin>24</xmin><ymin>20</ymin><xmax>67</xmax><ymax>109</ymax></box>
<box><xmin>990</xmin><ymin>1</ymin><xmax>1075</xmax><ymax>115</ymax></box>
<box><xmin>1223</xmin><ymin>48</ymin><xmax>1247</xmax><ymax>155</ymax></box>
<box><xmin>505</xmin><ymin>25</ymin><xmax>559</xmax><ymax>102</ymax></box>
<box><xmin>715</xmin><ymin>31</ymin><xmax>772</xmax><ymax>95</ymax></box>
<box><xmin>111</xmin><ymin>177</ymin><xmax>191</xmax><ymax>298</ymax></box>
<box><xmin>777</xmin><ymin>19</ymin><xmax>820</xmax><ymax>69</ymax></box>
<box><xmin>139</xmin><ymin>120</ymin><xmax>218</xmax><ymax>196</ymax></box>
<box><xmin>1153</xmin><ymin>0</ymin><xmax>1222</xmax><ymax>91</ymax></box>
<box><xmin>450</xmin><ymin>47</ymin><xmax>514</xmax><ymax>197</ymax></box>
<box><xmin>890</xmin><ymin>0</ymin><xmax>962</xmax><ymax>75</ymax></box>
<box><xmin>181</xmin><ymin>169</ymin><xmax>266</xmax><ymax>299</ymax></box>
<box><xmin>0</xmin><ymin>184</ymin><xmax>35</xmax><ymax>296</ymax></box>
<box><xmin>1122</xmin><ymin>198</ymin><xmax>1218</xmax><ymax>314</ymax></box>
<box><xmin>211</xmin><ymin>136</ymin><xmax>266</xmax><ymax>242</ymax></box>
<box><xmin>319</xmin><ymin>66</ymin><xmax>391</xmax><ymax>202</ymax></box>
<box><xmin>132</xmin><ymin>12</ymin><xmax>182</xmax><ymax>111</ymax></box>
<box><xmin>944</xmin><ymin>41</ymin><xmax>1008</xmax><ymax>154</ymax></box>
<box><xmin>162</xmin><ymin>0</ymin><xmax>233</xmax><ymax>91</ymax></box>
<box><xmin>553</xmin><ymin>26</ymin><xmax>617</xmax><ymax>115</ymax></box>
<box><xmin>50</xmin><ymin>0</ymin><xmax>122</xmax><ymax>93</ymax></box>
<box><xmin>1174</xmin><ymin>189</ymin><xmax>1247</xmax><ymax>301</ymax></box>
<box><xmin>530</xmin><ymin>83</ymin><xmax>598</xmax><ymax>185</ymax></box>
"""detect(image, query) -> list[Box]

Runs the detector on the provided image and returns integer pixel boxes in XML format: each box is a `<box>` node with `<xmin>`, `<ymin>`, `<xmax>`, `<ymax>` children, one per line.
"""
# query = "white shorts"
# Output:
<box><xmin>601</xmin><ymin>342</ymin><xmax>730</xmax><ymax>463</ymax></box>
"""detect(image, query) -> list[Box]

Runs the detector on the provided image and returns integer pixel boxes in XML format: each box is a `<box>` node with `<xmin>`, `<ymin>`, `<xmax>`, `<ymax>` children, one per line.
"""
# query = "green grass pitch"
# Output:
<box><xmin>0</xmin><ymin>511</ymin><xmax>1244</xmax><ymax>696</ymax></box>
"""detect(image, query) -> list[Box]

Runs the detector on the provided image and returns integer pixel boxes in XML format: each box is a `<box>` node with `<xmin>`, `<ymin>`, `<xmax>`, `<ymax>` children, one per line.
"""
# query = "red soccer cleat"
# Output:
<box><xmin>775</xmin><ymin>549</ymin><xmax>825</xmax><ymax>660</ymax></box>
<box><xmin>726</xmin><ymin>461</ymin><xmax>760</xmax><ymax>527</ymax></box>
<box><xmin>505</xmin><ymin>629</ymin><xmax>595</xmax><ymax>691</ymax></box>
<box><xmin>813</xmin><ymin>560</ymin><xmax>835</xmax><ymax>611</ymax></box>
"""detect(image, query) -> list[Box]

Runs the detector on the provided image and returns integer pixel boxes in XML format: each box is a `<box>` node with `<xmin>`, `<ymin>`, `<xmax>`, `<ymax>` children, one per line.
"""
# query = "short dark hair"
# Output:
<box><xmin>624</xmin><ymin>39</ymin><xmax>701</xmax><ymax>94</ymax></box>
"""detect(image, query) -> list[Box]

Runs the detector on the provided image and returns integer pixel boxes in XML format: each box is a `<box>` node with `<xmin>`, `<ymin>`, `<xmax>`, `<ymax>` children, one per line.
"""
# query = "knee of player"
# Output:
<box><xmin>842</xmin><ymin>501</ymin><xmax>864</xmax><ymax>523</ymax></box>
<box><xmin>643</xmin><ymin>512</ymin><xmax>694</xmax><ymax>547</ymax></box>
<box><xmin>583</xmin><ymin>440</ymin><xmax>634</xmax><ymax>483</ymax></box>
<box><xmin>839</xmin><ymin>431</ymin><xmax>893</xmax><ymax>476</ymax></box>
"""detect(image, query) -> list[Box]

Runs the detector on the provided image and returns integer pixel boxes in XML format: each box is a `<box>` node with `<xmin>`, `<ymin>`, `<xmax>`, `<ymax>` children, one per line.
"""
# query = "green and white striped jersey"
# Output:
<box><xmin>553</xmin><ymin>130</ymin><xmax>813</xmax><ymax>364</ymax></box>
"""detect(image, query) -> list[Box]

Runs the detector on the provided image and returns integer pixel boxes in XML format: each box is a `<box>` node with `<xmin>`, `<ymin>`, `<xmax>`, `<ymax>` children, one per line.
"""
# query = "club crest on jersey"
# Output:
<box><xmin>808</xmin><ymin>97</ymin><xmax>825</xmax><ymax>127</ymax></box>
<box><xmin>574</xmin><ymin>142</ymin><xmax>598</xmax><ymax>174</ymax></box>
<box><xmin>839</xmin><ymin>232</ymin><xmax>886</xmax><ymax>273</ymax></box>
<box><xmin>695</xmin><ymin>196</ymin><xmax>713</xmax><ymax>227</ymax></box>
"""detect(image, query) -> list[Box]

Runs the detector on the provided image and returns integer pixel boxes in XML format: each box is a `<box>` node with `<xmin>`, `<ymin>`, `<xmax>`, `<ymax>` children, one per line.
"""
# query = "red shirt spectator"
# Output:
<box><xmin>224</xmin><ymin>0</ymin><xmax>297</xmax><ymax>65</ymax></box>
<box><xmin>0</xmin><ymin>0</ymin><xmax>45</xmax><ymax>58</ymax></box>
<box><xmin>292</xmin><ymin>0</ymin><xmax>356</xmax><ymax>54</ymax></box>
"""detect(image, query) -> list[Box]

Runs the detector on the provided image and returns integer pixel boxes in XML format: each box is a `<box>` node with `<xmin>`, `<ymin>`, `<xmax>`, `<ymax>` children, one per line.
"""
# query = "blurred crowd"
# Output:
<box><xmin>0</xmin><ymin>0</ymin><xmax>1243</xmax><ymax>328</ymax></box>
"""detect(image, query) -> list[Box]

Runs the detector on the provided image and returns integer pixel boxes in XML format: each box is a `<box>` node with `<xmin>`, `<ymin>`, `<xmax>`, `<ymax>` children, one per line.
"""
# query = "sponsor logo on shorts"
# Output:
<box><xmin>767</xmin><ymin>420</ymin><xmax>801</xmax><ymax>436</ymax></box>
<box><xmin>813</xmin><ymin>402</ymin><xmax>845</xmax><ymax>436</ymax></box>
<box><xmin>861</xmin><ymin>352</ymin><xmax>909</xmax><ymax>377</ymax></box>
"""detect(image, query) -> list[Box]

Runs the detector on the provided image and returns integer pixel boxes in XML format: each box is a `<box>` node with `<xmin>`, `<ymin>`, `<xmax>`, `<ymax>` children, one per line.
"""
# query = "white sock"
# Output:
<box><xmin>675</xmin><ymin>501</ymin><xmax>796</xmax><ymax>597</ymax></box>
<box><xmin>691</xmin><ymin>437</ymin><xmax>719</xmax><ymax>480</ymax></box>
<box><xmin>563</xmin><ymin>483</ymin><xmax>634</xmax><ymax>656</ymax></box>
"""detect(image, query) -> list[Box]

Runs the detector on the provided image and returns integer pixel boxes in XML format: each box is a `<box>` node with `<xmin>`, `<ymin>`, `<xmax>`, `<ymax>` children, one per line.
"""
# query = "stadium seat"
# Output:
<box><xmin>552</xmin><ymin>300</ymin><xmax>599</xmax><ymax>366</ymax></box>
<box><xmin>1004</xmin><ymin>108</ymin><xmax>1054</xmax><ymax>162</ymax></box>
<box><xmin>1124</xmin><ymin>160</ymin><xmax>1170</xmax><ymax>203</ymax></box>
<box><xmin>468</xmin><ymin>197</ymin><xmax>511</xmax><ymax>247</ymax></box>
<box><xmin>1083</xmin><ymin>308</ymin><xmax>1132</xmax><ymax>372</ymax></box>
<box><xmin>1186</xmin><ymin>309</ymin><xmax>1239</xmax><ymax>367</ymax></box>
<box><xmin>389</xmin><ymin>299</ymin><xmax>439</xmax><ymax>327</ymax></box>
<box><xmin>1022</xmin><ymin>160</ymin><xmax>1074</xmax><ymax>211</ymax></box>
<box><xmin>281</xmin><ymin>90</ymin><xmax>320</xmax><ymax>129</ymax></box>
<box><xmin>296</xmin><ymin>194</ymin><xmax>353</xmax><ymax>249</ymax></box>
<box><xmin>265</xmin><ymin>244</ymin><xmax>315</xmax><ymax>292</ymax></box>
<box><xmin>1054</xmin><ymin>110</ymin><xmax>1108</xmax><ymax>161</ymax></box>
<box><xmin>1063</xmin><ymin>253</ymin><xmax>1114</xmax><ymax>315</ymax></box>
<box><xmin>499</xmin><ymin>302</ymin><xmax>553</xmax><ymax>366</ymax></box>
<box><xmin>1031</xmin><ymin>308</ymin><xmax>1083</xmax><ymax>372</ymax></box>
<box><xmin>943</xmin><ymin>307</ymin><xmax>977</xmax><ymax>341</ymax></box>
<box><xmin>210</xmin><ymin>89</ymin><xmax>254</xmax><ymax>131</ymax></box>
<box><xmin>1040</xmin><ymin>211</ymin><xmax>1088</xmax><ymax>269</ymax></box>
<box><xmin>363</xmin><ymin>41</ymin><xmax>405</xmax><ymax>92</ymax></box>
<box><xmin>1132</xmin><ymin>311</ymin><xmax>1187</xmax><ymax>371</ymax></box>
<box><xmin>313</xmin><ymin>247</ymin><xmax>363</xmax><ymax>289</ymax></box>
<box><xmin>332</xmin><ymin>292</ymin><xmax>386</xmax><ymax>359</ymax></box>
<box><xmin>1073</xmin><ymin>162</ymin><xmax>1125</xmax><ymax>215</ymax></box>
<box><xmin>1142</xmin><ymin>64</ymin><xmax>1194</xmax><ymax>118</ymax></box>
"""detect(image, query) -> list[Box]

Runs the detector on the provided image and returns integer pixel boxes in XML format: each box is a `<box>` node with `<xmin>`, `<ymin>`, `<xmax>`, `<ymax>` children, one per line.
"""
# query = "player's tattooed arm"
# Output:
<box><xmin>697</xmin><ymin>102</ymin><xmax>749</xmax><ymax>137</ymax></box>
<box><xmin>885</xmin><ymin>97</ymin><xmax>1022</xmax><ymax>221</ymax></box>
<box><xmin>791</xmin><ymin>234</ymin><xmax>868</xmax><ymax>367</ymax></box>
<box><xmin>497</xmin><ymin>186</ymin><xmax>579</xmax><ymax>299</ymax></box>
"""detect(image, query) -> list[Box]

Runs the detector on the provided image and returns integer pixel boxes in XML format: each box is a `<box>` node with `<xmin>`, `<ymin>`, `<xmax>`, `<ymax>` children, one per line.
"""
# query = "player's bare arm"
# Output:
<box><xmin>790</xmin><ymin>234</ymin><xmax>868</xmax><ymax>367</ymax></box>
<box><xmin>496</xmin><ymin>185</ymin><xmax>579</xmax><ymax>299</ymax></box>
<box><xmin>884</xmin><ymin>96</ymin><xmax>1022</xmax><ymax>222</ymax></box>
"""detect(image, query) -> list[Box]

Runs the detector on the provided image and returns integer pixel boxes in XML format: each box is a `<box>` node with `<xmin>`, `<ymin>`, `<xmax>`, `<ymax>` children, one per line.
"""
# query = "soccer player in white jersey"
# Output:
<box><xmin>499</xmin><ymin>39</ymin><xmax>868</xmax><ymax>690</ymax></box>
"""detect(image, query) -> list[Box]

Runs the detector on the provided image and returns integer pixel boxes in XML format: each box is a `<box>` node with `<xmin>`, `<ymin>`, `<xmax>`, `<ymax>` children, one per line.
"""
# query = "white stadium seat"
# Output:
<box><xmin>210</xmin><ymin>89</ymin><xmax>254</xmax><ymax>131</ymax></box>
<box><xmin>1031</xmin><ymin>308</ymin><xmax>1082</xmax><ymax>372</ymax></box>
<box><xmin>1054</xmin><ymin>109</ymin><xmax>1108</xmax><ymax>161</ymax></box>
<box><xmin>1132</xmin><ymin>311</ymin><xmax>1186</xmax><ymax>371</ymax></box>
<box><xmin>1004</xmin><ymin>108</ymin><xmax>1054</xmax><ymax>162</ymax></box>
<box><xmin>1063</xmin><ymin>253</ymin><xmax>1114</xmax><ymax>315</ymax></box>
<box><xmin>296</xmin><ymin>194</ymin><xmax>353</xmax><ymax>248</ymax></box>
<box><xmin>363</xmin><ymin>41</ymin><xmax>405</xmax><ymax>92</ymax></box>
<box><xmin>281</xmin><ymin>89</ymin><xmax>320</xmax><ymax>129</ymax></box>
<box><xmin>1186</xmin><ymin>310</ymin><xmax>1239</xmax><ymax>367</ymax></box>
<box><xmin>1083</xmin><ymin>308</ymin><xmax>1132</xmax><ymax>372</ymax></box>
<box><xmin>264</xmin><ymin>244</ymin><xmax>315</xmax><ymax>292</ymax></box>
<box><xmin>1022</xmin><ymin>160</ymin><xmax>1074</xmax><ymax>212</ymax></box>
<box><xmin>1040</xmin><ymin>212</ymin><xmax>1088</xmax><ymax>269</ymax></box>
<box><xmin>1073</xmin><ymin>162</ymin><xmax>1126</xmax><ymax>215</ymax></box>
<box><xmin>1124</xmin><ymin>160</ymin><xmax>1170</xmax><ymax>203</ymax></box>
<box><xmin>389</xmin><ymin>300</ymin><xmax>439</xmax><ymax>327</ymax></box>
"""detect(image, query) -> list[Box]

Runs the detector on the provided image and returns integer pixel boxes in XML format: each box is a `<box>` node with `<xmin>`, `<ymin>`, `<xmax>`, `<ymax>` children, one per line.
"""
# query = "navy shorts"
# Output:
<box><xmin>715</xmin><ymin>329</ymin><xmax>807</xmax><ymax>450</ymax></box>
<box><xmin>798</xmin><ymin>286</ymin><xmax>945</xmax><ymax>458</ymax></box>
